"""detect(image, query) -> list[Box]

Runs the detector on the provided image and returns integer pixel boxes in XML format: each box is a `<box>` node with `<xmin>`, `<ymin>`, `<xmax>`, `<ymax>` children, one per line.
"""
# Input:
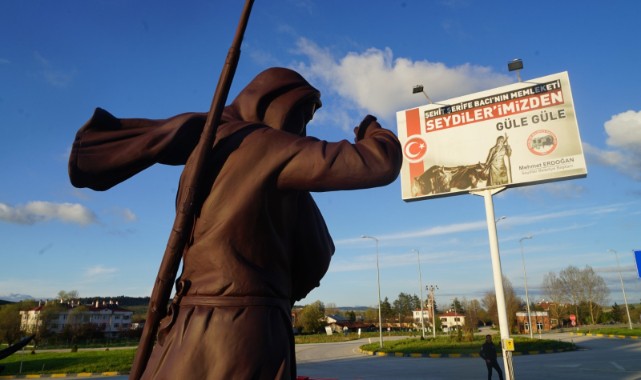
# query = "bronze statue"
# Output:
<box><xmin>69</xmin><ymin>67</ymin><xmax>402</xmax><ymax>379</ymax></box>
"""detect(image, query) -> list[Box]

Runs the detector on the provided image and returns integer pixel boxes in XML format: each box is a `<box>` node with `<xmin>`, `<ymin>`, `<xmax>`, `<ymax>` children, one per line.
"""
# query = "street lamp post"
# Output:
<box><xmin>413</xmin><ymin>249</ymin><xmax>426</xmax><ymax>339</ymax></box>
<box><xmin>412</xmin><ymin>84</ymin><xmax>433</xmax><ymax>104</ymax></box>
<box><xmin>362</xmin><ymin>235</ymin><xmax>384</xmax><ymax>348</ymax></box>
<box><xmin>519</xmin><ymin>235</ymin><xmax>534</xmax><ymax>339</ymax></box>
<box><xmin>609</xmin><ymin>249</ymin><xmax>633</xmax><ymax>329</ymax></box>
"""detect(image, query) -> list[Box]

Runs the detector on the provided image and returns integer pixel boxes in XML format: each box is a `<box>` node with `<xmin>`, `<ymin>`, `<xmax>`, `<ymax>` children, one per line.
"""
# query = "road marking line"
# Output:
<box><xmin>610</xmin><ymin>361</ymin><xmax>625</xmax><ymax>371</ymax></box>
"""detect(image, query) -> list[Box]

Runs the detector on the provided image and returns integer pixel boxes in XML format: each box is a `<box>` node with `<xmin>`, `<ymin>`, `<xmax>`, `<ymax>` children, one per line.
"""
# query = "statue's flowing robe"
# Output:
<box><xmin>69</xmin><ymin>68</ymin><xmax>402</xmax><ymax>379</ymax></box>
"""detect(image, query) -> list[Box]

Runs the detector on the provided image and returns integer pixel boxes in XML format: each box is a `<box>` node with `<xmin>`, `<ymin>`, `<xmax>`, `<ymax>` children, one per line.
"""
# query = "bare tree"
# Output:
<box><xmin>324</xmin><ymin>302</ymin><xmax>338</xmax><ymax>317</ymax></box>
<box><xmin>56</xmin><ymin>290</ymin><xmax>79</xmax><ymax>301</ymax></box>
<box><xmin>581</xmin><ymin>266</ymin><xmax>609</xmax><ymax>324</ymax></box>
<box><xmin>482</xmin><ymin>277</ymin><xmax>522</xmax><ymax>333</ymax></box>
<box><xmin>541</xmin><ymin>272</ymin><xmax>567</xmax><ymax>327</ymax></box>
<box><xmin>461</xmin><ymin>298</ymin><xmax>482</xmax><ymax>341</ymax></box>
<box><xmin>542</xmin><ymin>265</ymin><xmax>609</xmax><ymax>325</ymax></box>
<box><xmin>558</xmin><ymin>266</ymin><xmax>584</xmax><ymax>323</ymax></box>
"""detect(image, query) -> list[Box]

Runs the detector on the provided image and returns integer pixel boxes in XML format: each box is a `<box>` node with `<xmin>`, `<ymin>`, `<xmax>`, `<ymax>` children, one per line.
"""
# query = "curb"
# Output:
<box><xmin>0</xmin><ymin>372</ymin><xmax>127</xmax><ymax>379</ymax></box>
<box><xmin>358</xmin><ymin>348</ymin><xmax>574</xmax><ymax>358</ymax></box>
<box><xmin>569</xmin><ymin>332</ymin><xmax>640</xmax><ymax>340</ymax></box>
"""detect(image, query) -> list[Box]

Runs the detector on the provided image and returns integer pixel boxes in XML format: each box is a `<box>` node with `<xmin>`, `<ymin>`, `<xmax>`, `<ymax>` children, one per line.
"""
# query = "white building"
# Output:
<box><xmin>412</xmin><ymin>305</ymin><xmax>437</xmax><ymax>332</ymax></box>
<box><xmin>439</xmin><ymin>311</ymin><xmax>465</xmax><ymax>332</ymax></box>
<box><xmin>20</xmin><ymin>299</ymin><xmax>133</xmax><ymax>338</ymax></box>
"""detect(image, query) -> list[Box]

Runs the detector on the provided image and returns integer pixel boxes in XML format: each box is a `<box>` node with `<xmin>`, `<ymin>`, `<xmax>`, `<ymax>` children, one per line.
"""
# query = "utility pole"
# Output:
<box><xmin>609</xmin><ymin>249</ymin><xmax>633</xmax><ymax>329</ymax></box>
<box><xmin>519</xmin><ymin>235</ymin><xmax>534</xmax><ymax>339</ymax></box>
<box><xmin>362</xmin><ymin>235</ymin><xmax>384</xmax><ymax>348</ymax></box>
<box><xmin>414</xmin><ymin>249</ymin><xmax>426</xmax><ymax>339</ymax></box>
<box><xmin>426</xmin><ymin>284</ymin><xmax>438</xmax><ymax>338</ymax></box>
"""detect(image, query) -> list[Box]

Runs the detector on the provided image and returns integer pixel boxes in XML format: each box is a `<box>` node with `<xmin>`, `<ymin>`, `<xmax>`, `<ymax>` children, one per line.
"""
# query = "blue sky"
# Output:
<box><xmin>1</xmin><ymin>0</ymin><xmax>640</xmax><ymax>310</ymax></box>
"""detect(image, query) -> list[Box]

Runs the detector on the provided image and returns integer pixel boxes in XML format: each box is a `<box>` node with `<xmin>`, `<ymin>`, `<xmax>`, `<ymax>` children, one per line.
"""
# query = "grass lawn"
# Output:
<box><xmin>360</xmin><ymin>335</ymin><xmax>577</xmax><ymax>355</ymax></box>
<box><xmin>575</xmin><ymin>327</ymin><xmax>641</xmax><ymax>337</ymax></box>
<box><xmin>0</xmin><ymin>349</ymin><xmax>135</xmax><ymax>376</ymax></box>
<box><xmin>0</xmin><ymin>334</ymin><xmax>577</xmax><ymax>376</ymax></box>
<box><xmin>294</xmin><ymin>331</ymin><xmax>387</xmax><ymax>344</ymax></box>
<box><xmin>0</xmin><ymin>334</ymin><xmax>369</xmax><ymax>376</ymax></box>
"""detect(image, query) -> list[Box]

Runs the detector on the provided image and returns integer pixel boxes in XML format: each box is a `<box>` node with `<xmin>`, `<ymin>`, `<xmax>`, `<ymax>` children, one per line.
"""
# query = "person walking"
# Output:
<box><xmin>479</xmin><ymin>334</ymin><xmax>504</xmax><ymax>380</ymax></box>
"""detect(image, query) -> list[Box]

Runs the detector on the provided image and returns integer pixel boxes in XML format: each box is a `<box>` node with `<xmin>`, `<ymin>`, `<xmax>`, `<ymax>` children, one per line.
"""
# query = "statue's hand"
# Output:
<box><xmin>354</xmin><ymin>114</ymin><xmax>378</xmax><ymax>142</ymax></box>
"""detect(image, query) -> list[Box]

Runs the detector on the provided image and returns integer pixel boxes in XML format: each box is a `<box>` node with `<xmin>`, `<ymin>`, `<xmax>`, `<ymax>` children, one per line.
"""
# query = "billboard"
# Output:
<box><xmin>397</xmin><ymin>71</ymin><xmax>587</xmax><ymax>201</ymax></box>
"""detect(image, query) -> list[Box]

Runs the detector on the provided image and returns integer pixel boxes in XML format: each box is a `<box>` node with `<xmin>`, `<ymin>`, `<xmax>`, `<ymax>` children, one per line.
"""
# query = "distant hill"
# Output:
<box><xmin>292</xmin><ymin>304</ymin><xmax>371</xmax><ymax>312</ymax></box>
<box><xmin>0</xmin><ymin>293</ymin><xmax>34</xmax><ymax>302</ymax></box>
<box><xmin>338</xmin><ymin>306</ymin><xmax>370</xmax><ymax>311</ymax></box>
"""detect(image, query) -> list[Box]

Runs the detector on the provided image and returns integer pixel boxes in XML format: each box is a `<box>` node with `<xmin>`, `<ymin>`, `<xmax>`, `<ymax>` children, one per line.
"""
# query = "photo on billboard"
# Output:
<box><xmin>397</xmin><ymin>71</ymin><xmax>587</xmax><ymax>201</ymax></box>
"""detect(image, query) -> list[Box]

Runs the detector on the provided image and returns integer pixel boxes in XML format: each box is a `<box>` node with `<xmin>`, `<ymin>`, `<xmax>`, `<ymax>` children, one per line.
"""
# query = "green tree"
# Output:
<box><xmin>629</xmin><ymin>304</ymin><xmax>640</xmax><ymax>325</ymax></box>
<box><xmin>380</xmin><ymin>297</ymin><xmax>394</xmax><ymax>323</ymax></box>
<box><xmin>450</xmin><ymin>297</ymin><xmax>464</xmax><ymax>314</ymax></box>
<box><xmin>610</xmin><ymin>303</ymin><xmax>623</xmax><ymax>323</ymax></box>
<box><xmin>295</xmin><ymin>301</ymin><xmax>325</xmax><ymax>334</ymax></box>
<box><xmin>393</xmin><ymin>292</ymin><xmax>417</xmax><ymax>325</ymax></box>
<box><xmin>61</xmin><ymin>305</ymin><xmax>91</xmax><ymax>344</ymax></box>
<box><xmin>363</xmin><ymin>307</ymin><xmax>379</xmax><ymax>323</ymax></box>
<box><xmin>36</xmin><ymin>302</ymin><xmax>68</xmax><ymax>345</ymax></box>
<box><xmin>346</xmin><ymin>310</ymin><xmax>356</xmax><ymax>323</ymax></box>
<box><xmin>0</xmin><ymin>303</ymin><xmax>23</xmax><ymax>345</ymax></box>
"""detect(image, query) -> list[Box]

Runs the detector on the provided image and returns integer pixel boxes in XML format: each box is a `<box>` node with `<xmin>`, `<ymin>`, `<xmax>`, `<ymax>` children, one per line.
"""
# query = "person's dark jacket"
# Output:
<box><xmin>480</xmin><ymin>341</ymin><xmax>498</xmax><ymax>361</ymax></box>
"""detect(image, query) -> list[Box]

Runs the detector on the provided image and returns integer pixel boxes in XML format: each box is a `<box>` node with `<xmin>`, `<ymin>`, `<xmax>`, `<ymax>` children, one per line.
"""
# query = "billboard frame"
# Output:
<box><xmin>397</xmin><ymin>71</ymin><xmax>587</xmax><ymax>202</ymax></box>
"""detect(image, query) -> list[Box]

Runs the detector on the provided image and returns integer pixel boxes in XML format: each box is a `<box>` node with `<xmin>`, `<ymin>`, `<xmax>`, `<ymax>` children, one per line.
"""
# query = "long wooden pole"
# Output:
<box><xmin>129</xmin><ymin>1</ymin><xmax>254</xmax><ymax>378</ymax></box>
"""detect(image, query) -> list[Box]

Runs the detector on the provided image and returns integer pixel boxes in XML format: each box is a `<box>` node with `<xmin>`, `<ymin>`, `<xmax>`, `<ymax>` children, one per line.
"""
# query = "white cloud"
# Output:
<box><xmin>33</xmin><ymin>51</ymin><xmax>75</xmax><ymax>88</ymax></box>
<box><xmin>0</xmin><ymin>201</ymin><xmax>96</xmax><ymax>225</ymax></box>
<box><xmin>515</xmin><ymin>181</ymin><xmax>585</xmax><ymax>199</ymax></box>
<box><xmin>334</xmin><ymin>220</ymin><xmax>487</xmax><ymax>246</ymax></box>
<box><xmin>336</xmin><ymin>203</ymin><xmax>622</xmax><ymax>250</ymax></box>
<box><xmin>84</xmin><ymin>265</ymin><xmax>118</xmax><ymax>277</ymax></box>
<box><xmin>383</xmin><ymin>220</ymin><xmax>488</xmax><ymax>241</ymax></box>
<box><xmin>584</xmin><ymin>110</ymin><xmax>641</xmax><ymax>180</ymax></box>
<box><xmin>291</xmin><ymin>37</ymin><xmax>512</xmax><ymax>127</ymax></box>
<box><xmin>605</xmin><ymin>110</ymin><xmax>641</xmax><ymax>152</ymax></box>
<box><xmin>120</xmin><ymin>208</ymin><xmax>137</xmax><ymax>222</ymax></box>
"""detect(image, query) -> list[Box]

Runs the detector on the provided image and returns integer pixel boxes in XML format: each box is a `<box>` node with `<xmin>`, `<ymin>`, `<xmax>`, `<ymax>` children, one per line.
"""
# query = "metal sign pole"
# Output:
<box><xmin>471</xmin><ymin>187</ymin><xmax>514</xmax><ymax>380</ymax></box>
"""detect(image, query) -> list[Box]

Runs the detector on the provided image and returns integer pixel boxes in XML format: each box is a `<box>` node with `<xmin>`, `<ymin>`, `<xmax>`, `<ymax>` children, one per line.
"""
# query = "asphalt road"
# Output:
<box><xmin>296</xmin><ymin>333</ymin><xmax>641</xmax><ymax>380</ymax></box>
<box><xmin>21</xmin><ymin>332</ymin><xmax>641</xmax><ymax>379</ymax></box>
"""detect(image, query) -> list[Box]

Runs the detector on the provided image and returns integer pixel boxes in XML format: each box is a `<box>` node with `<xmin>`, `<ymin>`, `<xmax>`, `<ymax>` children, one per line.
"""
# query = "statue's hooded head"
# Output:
<box><xmin>223</xmin><ymin>67</ymin><xmax>322</xmax><ymax>136</ymax></box>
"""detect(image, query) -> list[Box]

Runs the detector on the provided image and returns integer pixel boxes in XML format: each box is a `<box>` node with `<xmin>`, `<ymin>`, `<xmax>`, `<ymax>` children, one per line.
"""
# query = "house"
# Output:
<box><xmin>325</xmin><ymin>314</ymin><xmax>375</xmax><ymax>334</ymax></box>
<box><xmin>412</xmin><ymin>308</ymin><xmax>434</xmax><ymax>332</ymax></box>
<box><xmin>20</xmin><ymin>299</ymin><xmax>133</xmax><ymax>338</ymax></box>
<box><xmin>412</xmin><ymin>309</ymin><xmax>432</xmax><ymax>323</ymax></box>
<box><xmin>537</xmin><ymin>300</ymin><xmax>564</xmax><ymax>327</ymax></box>
<box><xmin>326</xmin><ymin>314</ymin><xmax>349</xmax><ymax>325</ymax></box>
<box><xmin>515</xmin><ymin>311</ymin><xmax>552</xmax><ymax>334</ymax></box>
<box><xmin>439</xmin><ymin>311</ymin><xmax>465</xmax><ymax>332</ymax></box>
